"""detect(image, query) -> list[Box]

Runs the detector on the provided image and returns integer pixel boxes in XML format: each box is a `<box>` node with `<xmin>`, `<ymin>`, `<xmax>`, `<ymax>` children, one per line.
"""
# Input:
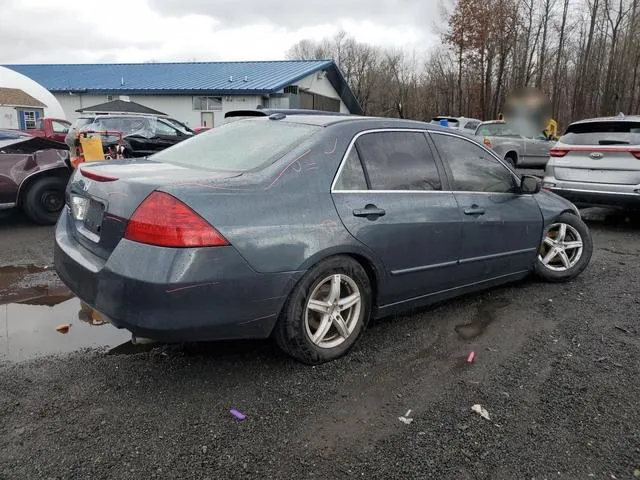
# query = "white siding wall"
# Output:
<box><xmin>295</xmin><ymin>72</ymin><xmax>349</xmax><ymax>113</ymax></box>
<box><xmin>0</xmin><ymin>106</ymin><xmax>18</xmax><ymax>129</ymax></box>
<box><xmin>54</xmin><ymin>93</ymin><xmax>264</xmax><ymax>127</ymax></box>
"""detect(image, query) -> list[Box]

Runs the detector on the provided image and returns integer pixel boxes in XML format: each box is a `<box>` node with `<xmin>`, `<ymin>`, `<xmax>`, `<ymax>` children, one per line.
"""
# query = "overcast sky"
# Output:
<box><xmin>0</xmin><ymin>0</ymin><xmax>442</xmax><ymax>64</ymax></box>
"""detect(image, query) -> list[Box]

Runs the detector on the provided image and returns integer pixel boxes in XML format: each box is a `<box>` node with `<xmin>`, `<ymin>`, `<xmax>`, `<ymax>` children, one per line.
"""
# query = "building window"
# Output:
<box><xmin>284</xmin><ymin>85</ymin><xmax>298</xmax><ymax>94</ymax></box>
<box><xmin>23</xmin><ymin>111</ymin><xmax>37</xmax><ymax>129</ymax></box>
<box><xmin>106</xmin><ymin>95</ymin><xmax>114</xmax><ymax>101</ymax></box>
<box><xmin>193</xmin><ymin>96</ymin><xmax>223</xmax><ymax>111</ymax></box>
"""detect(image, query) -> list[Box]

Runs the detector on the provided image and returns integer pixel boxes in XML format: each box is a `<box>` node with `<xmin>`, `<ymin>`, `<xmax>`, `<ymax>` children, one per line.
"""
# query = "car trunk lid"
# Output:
<box><xmin>66</xmin><ymin>159</ymin><xmax>239</xmax><ymax>260</ymax></box>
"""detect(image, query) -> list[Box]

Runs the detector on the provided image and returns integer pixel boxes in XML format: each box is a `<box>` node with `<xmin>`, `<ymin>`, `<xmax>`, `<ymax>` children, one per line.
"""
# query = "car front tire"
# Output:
<box><xmin>274</xmin><ymin>256</ymin><xmax>372</xmax><ymax>364</ymax></box>
<box><xmin>534</xmin><ymin>212</ymin><xmax>593</xmax><ymax>282</ymax></box>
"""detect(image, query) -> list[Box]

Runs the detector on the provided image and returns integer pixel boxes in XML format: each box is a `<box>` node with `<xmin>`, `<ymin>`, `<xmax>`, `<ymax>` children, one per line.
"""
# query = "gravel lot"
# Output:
<box><xmin>0</xmin><ymin>208</ymin><xmax>639</xmax><ymax>479</ymax></box>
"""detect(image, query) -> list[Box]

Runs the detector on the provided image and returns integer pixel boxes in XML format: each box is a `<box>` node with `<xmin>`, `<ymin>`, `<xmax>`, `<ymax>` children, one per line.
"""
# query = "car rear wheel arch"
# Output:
<box><xmin>296</xmin><ymin>250</ymin><xmax>382</xmax><ymax>306</ymax></box>
<box><xmin>17</xmin><ymin>167</ymin><xmax>70</xmax><ymax>207</ymax></box>
<box><xmin>505</xmin><ymin>151</ymin><xmax>518</xmax><ymax>166</ymax></box>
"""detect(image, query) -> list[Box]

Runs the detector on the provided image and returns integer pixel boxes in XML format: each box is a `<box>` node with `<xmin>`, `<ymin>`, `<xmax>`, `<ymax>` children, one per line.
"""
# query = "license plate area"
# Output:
<box><xmin>71</xmin><ymin>194</ymin><xmax>106</xmax><ymax>242</ymax></box>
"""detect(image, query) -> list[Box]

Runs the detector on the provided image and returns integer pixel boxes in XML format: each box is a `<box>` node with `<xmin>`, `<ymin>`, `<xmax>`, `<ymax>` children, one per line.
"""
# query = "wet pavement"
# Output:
<box><xmin>0</xmin><ymin>295</ymin><xmax>131</xmax><ymax>362</ymax></box>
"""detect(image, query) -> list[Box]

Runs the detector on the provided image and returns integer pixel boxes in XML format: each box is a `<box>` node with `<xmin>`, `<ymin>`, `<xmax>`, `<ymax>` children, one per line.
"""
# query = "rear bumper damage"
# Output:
<box><xmin>54</xmin><ymin>208</ymin><xmax>301</xmax><ymax>342</ymax></box>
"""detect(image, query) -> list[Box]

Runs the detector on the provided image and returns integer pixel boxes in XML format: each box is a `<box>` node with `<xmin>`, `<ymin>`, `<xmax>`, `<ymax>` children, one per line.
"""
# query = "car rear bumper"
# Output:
<box><xmin>54</xmin><ymin>208</ymin><xmax>302</xmax><ymax>342</ymax></box>
<box><xmin>542</xmin><ymin>179</ymin><xmax>640</xmax><ymax>208</ymax></box>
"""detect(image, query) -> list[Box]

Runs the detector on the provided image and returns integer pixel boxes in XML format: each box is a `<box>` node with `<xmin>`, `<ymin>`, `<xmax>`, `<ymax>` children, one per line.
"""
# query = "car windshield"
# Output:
<box><xmin>152</xmin><ymin>118</ymin><xmax>322</xmax><ymax>171</ymax></box>
<box><xmin>560</xmin><ymin>121</ymin><xmax>640</xmax><ymax>145</ymax></box>
<box><xmin>162</xmin><ymin>117</ymin><xmax>195</xmax><ymax>135</ymax></box>
<box><xmin>80</xmin><ymin>117</ymin><xmax>155</xmax><ymax>138</ymax></box>
<box><xmin>475</xmin><ymin>123</ymin><xmax>520</xmax><ymax>137</ymax></box>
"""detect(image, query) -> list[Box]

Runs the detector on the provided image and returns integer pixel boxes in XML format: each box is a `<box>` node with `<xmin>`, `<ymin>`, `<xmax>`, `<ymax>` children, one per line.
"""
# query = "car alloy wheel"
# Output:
<box><xmin>538</xmin><ymin>222</ymin><xmax>584</xmax><ymax>272</ymax></box>
<box><xmin>304</xmin><ymin>273</ymin><xmax>362</xmax><ymax>349</ymax></box>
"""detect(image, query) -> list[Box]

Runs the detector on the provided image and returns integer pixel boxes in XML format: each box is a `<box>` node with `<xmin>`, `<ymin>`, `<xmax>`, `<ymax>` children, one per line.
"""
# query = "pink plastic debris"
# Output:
<box><xmin>466</xmin><ymin>351</ymin><xmax>476</xmax><ymax>363</ymax></box>
<box><xmin>230</xmin><ymin>408</ymin><xmax>246</xmax><ymax>420</ymax></box>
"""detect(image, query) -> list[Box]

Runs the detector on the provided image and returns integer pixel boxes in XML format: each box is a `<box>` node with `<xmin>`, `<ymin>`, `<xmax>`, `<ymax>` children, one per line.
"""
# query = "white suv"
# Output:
<box><xmin>543</xmin><ymin>115</ymin><xmax>640</xmax><ymax>208</ymax></box>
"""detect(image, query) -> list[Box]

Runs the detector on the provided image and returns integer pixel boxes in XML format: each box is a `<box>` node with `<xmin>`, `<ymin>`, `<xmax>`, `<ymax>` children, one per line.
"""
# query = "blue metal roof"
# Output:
<box><xmin>5</xmin><ymin>60</ymin><xmax>329</xmax><ymax>94</ymax></box>
<box><xmin>5</xmin><ymin>60</ymin><xmax>363</xmax><ymax>115</ymax></box>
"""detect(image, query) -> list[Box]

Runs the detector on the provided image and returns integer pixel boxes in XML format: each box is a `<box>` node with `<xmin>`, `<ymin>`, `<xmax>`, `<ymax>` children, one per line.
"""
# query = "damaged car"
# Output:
<box><xmin>0</xmin><ymin>129</ymin><xmax>71</xmax><ymax>224</ymax></box>
<box><xmin>65</xmin><ymin>114</ymin><xmax>195</xmax><ymax>160</ymax></box>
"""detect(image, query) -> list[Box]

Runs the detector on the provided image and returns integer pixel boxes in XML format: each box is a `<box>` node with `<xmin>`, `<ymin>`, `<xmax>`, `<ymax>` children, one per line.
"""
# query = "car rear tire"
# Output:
<box><xmin>273</xmin><ymin>256</ymin><xmax>372</xmax><ymax>364</ymax></box>
<box><xmin>505</xmin><ymin>152</ymin><xmax>517</xmax><ymax>167</ymax></box>
<box><xmin>22</xmin><ymin>175</ymin><xmax>68</xmax><ymax>225</ymax></box>
<box><xmin>534</xmin><ymin>212</ymin><xmax>593</xmax><ymax>282</ymax></box>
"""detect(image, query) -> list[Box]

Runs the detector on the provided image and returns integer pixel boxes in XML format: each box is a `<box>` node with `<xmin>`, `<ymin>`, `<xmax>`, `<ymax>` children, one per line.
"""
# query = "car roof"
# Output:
<box><xmin>478</xmin><ymin>120</ymin><xmax>506</xmax><ymax>125</ymax></box>
<box><xmin>267</xmin><ymin>114</ymin><xmax>484</xmax><ymax>136</ymax></box>
<box><xmin>569</xmin><ymin>115</ymin><xmax>640</xmax><ymax>126</ymax></box>
<box><xmin>224</xmin><ymin>108</ymin><xmax>351</xmax><ymax>119</ymax></box>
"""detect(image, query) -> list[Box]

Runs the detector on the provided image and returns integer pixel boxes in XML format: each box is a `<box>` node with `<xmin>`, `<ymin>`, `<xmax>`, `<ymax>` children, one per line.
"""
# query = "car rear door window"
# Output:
<box><xmin>432</xmin><ymin>133</ymin><xmax>516</xmax><ymax>193</ymax></box>
<box><xmin>355</xmin><ymin>131</ymin><xmax>442</xmax><ymax>191</ymax></box>
<box><xmin>334</xmin><ymin>148</ymin><xmax>367</xmax><ymax>190</ymax></box>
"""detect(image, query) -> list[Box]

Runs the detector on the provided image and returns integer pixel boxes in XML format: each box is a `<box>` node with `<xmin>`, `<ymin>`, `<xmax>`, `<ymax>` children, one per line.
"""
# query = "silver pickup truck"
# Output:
<box><xmin>474</xmin><ymin>120</ymin><xmax>555</xmax><ymax>168</ymax></box>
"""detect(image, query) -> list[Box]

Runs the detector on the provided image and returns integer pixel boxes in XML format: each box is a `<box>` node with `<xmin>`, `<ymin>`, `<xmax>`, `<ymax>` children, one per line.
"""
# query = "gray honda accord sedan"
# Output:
<box><xmin>55</xmin><ymin>114</ymin><xmax>592</xmax><ymax>364</ymax></box>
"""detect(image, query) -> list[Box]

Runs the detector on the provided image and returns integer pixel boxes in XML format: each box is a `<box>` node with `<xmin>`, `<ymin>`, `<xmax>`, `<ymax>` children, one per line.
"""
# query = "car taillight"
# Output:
<box><xmin>80</xmin><ymin>168</ymin><xmax>118</xmax><ymax>182</ymax></box>
<box><xmin>483</xmin><ymin>137</ymin><xmax>492</xmax><ymax>148</ymax></box>
<box><xmin>631</xmin><ymin>150</ymin><xmax>640</xmax><ymax>159</ymax></box>
<box><xmin>549</xmin><ymin>148</ymin><xmax>569</xmax><ymax>157</ymax></box>
<box><xmin>124</xmin><ymin>191</ymin><xmax>229</xmax><ymax>247</ymax></box>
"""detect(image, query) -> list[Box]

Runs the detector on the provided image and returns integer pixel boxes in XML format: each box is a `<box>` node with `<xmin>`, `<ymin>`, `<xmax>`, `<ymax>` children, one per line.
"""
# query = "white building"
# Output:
<box><xmin>5</xmin><ymin>61</ymin><xmax>362</xmax><ymax>127</ymax></box>
<box><xmin>0</xmin><ymin>66</ymin><xmax>65</xmax><ymax>129</ymax></box>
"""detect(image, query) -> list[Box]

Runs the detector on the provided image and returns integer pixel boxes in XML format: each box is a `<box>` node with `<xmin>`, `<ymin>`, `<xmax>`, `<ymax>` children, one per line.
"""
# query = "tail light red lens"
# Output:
<box><xmin>631</xmin><ymin>150</ymin><xmax>640</xmax><ymax>159</ymax></box>
<box><xmin>124</xmin><ymin>191</ymin><xmax>229</xmax><ymax>248</ymax></box>
<box><xmin>549</xmin><ymin>148</ymin><xmax>569</xmax><ymax>157</ymax></box>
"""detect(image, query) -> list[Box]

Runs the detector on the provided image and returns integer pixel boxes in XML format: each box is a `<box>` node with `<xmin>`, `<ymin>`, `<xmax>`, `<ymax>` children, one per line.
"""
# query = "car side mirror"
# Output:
<box><xmin>520</xmin><ymin>175</ymin><xmax>541</xmax><ymax>194</ymax></box>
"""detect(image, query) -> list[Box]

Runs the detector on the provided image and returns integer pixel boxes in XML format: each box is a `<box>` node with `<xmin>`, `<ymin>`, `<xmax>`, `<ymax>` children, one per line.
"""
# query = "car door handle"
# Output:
<box><xmin>353</xmin><ymin>205</ymin><xmax>386</xmax><ymax>219</ymax></box>
<box><xmin>464</xmin><ymin>206</ymin><xmax>485</xmax><ymax>216</ymax></box>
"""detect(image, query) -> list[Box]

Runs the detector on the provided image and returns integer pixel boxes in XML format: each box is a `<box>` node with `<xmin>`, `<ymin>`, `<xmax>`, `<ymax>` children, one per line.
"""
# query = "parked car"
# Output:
<box><xmin>430</xmin><ymin>116</ymin><xmax>482</xmax><ymax>131</ymax></box>
<box><xmin>65</xmin><ymin>114</ymin><xmax>195</xmax><ymax>159</ymax></box>
<box><xmin>0</xmin><ymin>130</ymin><xmax>70</xmax><ymax>224</ymax></box>
<box><xmin>21</xmin><ymin>117</ymin><xmax>71</xmax><ymax>143</ymax></box>
<box><xmin>55</xmin><ymin>115</ymin><xmax>592</xmax><ymax>364</ymax></box>
<box><xmin>474</xmin><ymin>120</ymin><xmax>555</xmax><ymax>167</ymax></box>
<box><xmin>543</xmin><ymin>115</ymin><xmax>640</xmax><ymax>208</ymax></box>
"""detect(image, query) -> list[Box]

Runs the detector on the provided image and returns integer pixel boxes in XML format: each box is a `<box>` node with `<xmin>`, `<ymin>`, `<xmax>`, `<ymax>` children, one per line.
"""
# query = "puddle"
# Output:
<box><xmin>0</xmin><ymin>295</ymin><xmax>132</xmax><ymax>362</ymax></box>
<box><xmin>455</xmin><ymin>299</ymin><xmax>510</xmax><ymax>340</ymax></box>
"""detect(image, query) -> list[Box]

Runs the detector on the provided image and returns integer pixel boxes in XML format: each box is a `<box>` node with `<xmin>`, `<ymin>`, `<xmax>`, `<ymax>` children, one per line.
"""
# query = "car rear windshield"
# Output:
<box><xmin>560</xmin><ymin>121</ymin><xmax>640</xmax><ymax>145</ymax></box>
<box><xmin>152</xmin><ymin>119</ymin><xmax>322</xmax><ymax>171</ymax></box>
<box><xmin>475</xmin><ymin>123</ymin><xmax>519</xmax><ymax>137</ymax></box>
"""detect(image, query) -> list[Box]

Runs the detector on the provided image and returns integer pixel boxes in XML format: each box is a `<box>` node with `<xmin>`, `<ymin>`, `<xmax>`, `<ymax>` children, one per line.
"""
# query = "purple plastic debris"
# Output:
<box><xmin>230</xmin><ymin>408</ymin><xmax>246</xmax><ymax>420</ymax></box>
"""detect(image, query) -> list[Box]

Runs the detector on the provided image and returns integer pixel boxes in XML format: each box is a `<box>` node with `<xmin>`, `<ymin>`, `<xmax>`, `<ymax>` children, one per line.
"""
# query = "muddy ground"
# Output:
<box><xmin>0</xmin><ymin>208</ymin><xmax>639</xmax><ymax>479</ymax></box>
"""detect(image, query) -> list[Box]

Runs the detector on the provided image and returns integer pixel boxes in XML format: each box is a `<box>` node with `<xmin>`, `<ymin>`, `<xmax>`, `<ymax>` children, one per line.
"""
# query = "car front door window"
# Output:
<box><xmin>431</xmin><ymin>133</ymin><xmax>516</xmax><ymax>193</ymax></box>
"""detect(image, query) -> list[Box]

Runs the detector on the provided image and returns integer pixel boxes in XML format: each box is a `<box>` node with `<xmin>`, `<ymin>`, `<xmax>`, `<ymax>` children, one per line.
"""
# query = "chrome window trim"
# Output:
<box><xmin>331</xmin><ymin>128</ymin><xmax>521</xmax><ymax>194</ymax></box>
<box><xmin>0</xmin><ymin>202</ymin><xmax>16</xmax><ymax>210</ymax></box>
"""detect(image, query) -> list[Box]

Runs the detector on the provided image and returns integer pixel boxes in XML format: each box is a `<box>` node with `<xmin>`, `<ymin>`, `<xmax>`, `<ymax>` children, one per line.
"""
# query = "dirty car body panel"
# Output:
<box><xmin>0</xmin><ymin>132</ymin><xmax>70</xmax><ymax>208</ymax></box>
<box><xmin>55</xmin><ymin>116</ymin><xmax>580</xmax><ymax>342</ymax></box>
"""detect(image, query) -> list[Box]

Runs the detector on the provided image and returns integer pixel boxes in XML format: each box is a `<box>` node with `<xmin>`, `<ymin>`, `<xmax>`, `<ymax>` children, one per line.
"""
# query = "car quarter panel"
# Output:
<box><xmin>0</xmin><ymin>149</ymin><xmax>69</xmax><ymax>205</ymax></box>
<box><xmin>55</xmin><ymin>209</ymin><xmax>299</xmax><ymax>340</ymax></box>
